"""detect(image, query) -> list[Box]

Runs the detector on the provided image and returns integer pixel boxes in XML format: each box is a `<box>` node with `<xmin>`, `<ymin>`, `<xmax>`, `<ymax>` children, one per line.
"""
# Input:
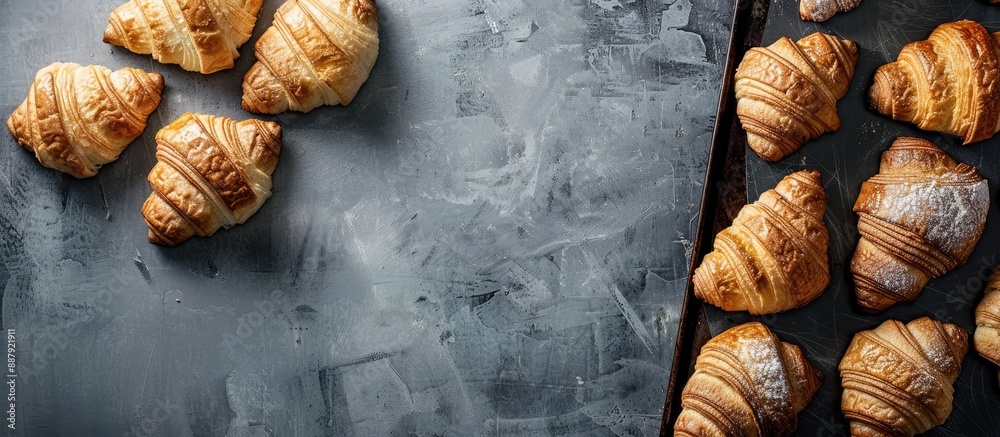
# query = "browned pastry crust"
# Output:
<box><xmin>142</xmin><ymin>113</ymin><xmax>281</xmax><ymax>246</ymax></box>
<box><xmin>851</xmin><ymin>137</ymin><xmax>989</xmax><ymax>313</ymax></box>
<box><xmin>800</xmin><ymin>0</ymin><xmax>863</xmax><ymax>22</ymax></box>
<box><xmin>693</xmin><ymin>170</ymin><xmax>830</xmax><ymax>315</ymax></box>
<box><xmin>869</xmin><ymin>20</ymin><xmax>1000</xmax><ymax>144</ymax></box>
<box><xmin>241</xmin><ymin>0</ymin><xmax>380</xmax><ymax>114</ymax></box>
<box><xmin>977</xmin><ymin>268</ymin><xmax>1000</xmax><ymax>383</ymax></box>
<box><xmin>6</xmin><ymin>62</ymin><xmax>163</xmax><ymax>178</ymax></box>
<box><xmin>675</xmin><ymin>322</ymin><xmax>823</xmax><ymax>436</ymax></box>
<box><xmin>839</xmin><ymin>317</ymin><xmax>968</xmax><ymax>436</ymax></box>
<box><xmin>104</xmin><ymin>0</ymin><xmax>264</xmax><ymax>74</ymax></box>
<box><xmin>734</xmin><ymin>32</ymin><xmax>858</xmax><ymax>162</ymax></box>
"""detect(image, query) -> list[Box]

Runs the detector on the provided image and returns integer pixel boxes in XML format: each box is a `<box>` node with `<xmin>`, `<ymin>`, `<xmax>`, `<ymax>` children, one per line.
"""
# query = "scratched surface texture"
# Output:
<box><xmin>0</xmin><ymin>0</ymin><xmax>735</xmax><ymax>435</ymax></box>
<box><xmin>706</xmin><ymin>1</ymin><xmax>1000</xmax><ymax>435</ymax></box>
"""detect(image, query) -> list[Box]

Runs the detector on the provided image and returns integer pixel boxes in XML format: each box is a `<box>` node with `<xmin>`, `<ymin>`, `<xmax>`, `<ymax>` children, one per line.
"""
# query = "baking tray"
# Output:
<box><xmin>689</xmin><ymin>0</ymin><xmax>1000</xmax><ymax>435</ymax></box>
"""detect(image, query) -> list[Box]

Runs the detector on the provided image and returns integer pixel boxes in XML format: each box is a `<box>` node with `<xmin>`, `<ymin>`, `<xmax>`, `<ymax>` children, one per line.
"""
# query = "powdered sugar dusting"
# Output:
<box><xmin>874</xmin><ymin>176</ymin><xmax>989</xmax><ymax>258</ymax></box>
<box><xmin>801</xmin><ymin>0</ymin><xmax>861</xmax><ymax>21</ymax></box>
<box><xmin>738</xmin><ymin>335</ymin><xmax>792</xmax><ymax>407</ymax></box>
<box><xmin>923</xmin><ymin>340</ymin><xmax>950</xmax><ymax>370</ymax></box>
<box><xmin>802</xmin><ymin>0</ymin><xmax>837</xmax><ymax>20</ymax></box>
<box><xmin>870</xmin><ymin>261</ymin><xmax>920</xmax><ymax>294</ymax></box>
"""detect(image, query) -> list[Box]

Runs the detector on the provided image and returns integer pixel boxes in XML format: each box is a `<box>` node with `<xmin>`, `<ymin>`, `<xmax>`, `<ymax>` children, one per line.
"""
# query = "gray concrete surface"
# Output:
<box><xmin>0</xmin><ymin>0</ymin><xmax>734</xmax><ymax>435</ymax></box>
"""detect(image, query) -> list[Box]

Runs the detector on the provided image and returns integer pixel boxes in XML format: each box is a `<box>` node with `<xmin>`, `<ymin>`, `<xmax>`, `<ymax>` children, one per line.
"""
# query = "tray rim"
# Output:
<box><xmin>661</xmin><ymin>1</ymin><xmax>1000</xmax><ymax>434</ymax></box>
<box><xmin>658</xmin><ymin>0</ymin><xmax>764</xmax><ymax>433</ymax></box>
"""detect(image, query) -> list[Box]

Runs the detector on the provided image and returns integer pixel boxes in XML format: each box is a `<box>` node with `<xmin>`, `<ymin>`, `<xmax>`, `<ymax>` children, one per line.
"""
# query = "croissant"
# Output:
<box><xmin>851</xmin><ymin>137</ymin><xmax>989</xmax><ymax>313</ymax></box>
<box><xmin>6</xmin><ymin>62</ymin><xmax>163</xmax><ymax>178</ymax></box>
<box><xmin>104</xmin><ymin>0</ymin><xmax>264</xmax><ymax>74</ymax></box>
<box><xmin>241</xmin><ymin>0</ymin><xmax>380</xmax><ymax>114</ymax></box>
<box><xmin>734</xmin><ymin>32</ymin><xmax>858</xmax><ymax>161</ymax></box>
<box><xmin>693</xmin><ymin>170</ymin><xmax>829</xmax><ymax>315</ymax></box>
<box><xmin>840</xmin><ymin>317</ymin><xmax>968</xmax><ymax>436</ymax></box>
<box><xmin>976</xmin><ymin>269</ymin><xmax>1000</xmax><ymax>383</ymax></box>
<box><xmin>869</xmin><ymin>20</ymin><xmax>1000</xmax><ymax>143</ymax></box>
<box><xmin>142</xmin><ymin>113</ymin><xmax>281</xmax><ymax>246</ymax></box>
<box><xmin>800</xmin><ymin>0</ymin><xmax>863</xmax><ymax>22</ymax></box>
<box><xmin>675</xmin><ymin>322</ymin><xmax>822</xmax><ymax>436</ymax></box>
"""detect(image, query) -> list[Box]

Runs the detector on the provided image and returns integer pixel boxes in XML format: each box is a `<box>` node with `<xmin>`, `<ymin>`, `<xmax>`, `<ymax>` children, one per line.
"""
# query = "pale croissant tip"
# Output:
<box><xmin>147</xmin><ymin>228</ymin><xmax>165</xmax><ymax>246</ymax></box>
<box><xmin>868</xmin><ymin>75</ymin><xmax>888</xmax><ymax>113</ymax></box>
<box><xmin>147</xmin><ymin>230</ymin><xmax>159</xmax><ymax>244</ymax></box>
<box><xmin>798</xmin><ymin>7</ymin><xmax>826</xmax><ymax>22</ymax></box>
<box><xmin>103</xmin><ymin>23</ymin><xmax>122</xmax><ymax>46</ymax></box>
<box><xmin>811</xmin><ymin>366</ymin><xmax>825</xmax><ymax>384</ymax></box>
<box><xmin>942</xmin><ymin>323</ymin><xmax>970</xmax><ymax>353</ymax></box>
<box><xmin>745</xmin><ymin>133</ymin><xmax>786</xmax><ymax>162</ymax></box>
<box><xmin>842</xmin><ymin>39</ymin><xmax>860</xmax><ymax>56</ymax></box>
<box><xmin>868</xmin><ymin>65</ymin><xmax>908</xmax><ymax>120</ymax></box>
<box><xmin>145</xmin><ymin>72</ymin><xmax>165</xmax><ymax>92</ymax></box>
<box><xmin>259</xmin><ymin>120</ymin><xmax>281</xmax><ymax>141</ymax></box>
<box><xmin>691</xmin><ymin>265</ymin><xmax>714</xmax><ymax>302</ymax></box>
<box><xmin>241</xmin><ymin>93</ymin><xmax>266</xmax><ymax>115</ymax></box>
<box><xmin>5</xmin><ymin>115</ymin><xmax>15</xmax><ymax>138</ymax></box>
<box><xmin>144</xmin><ymin>215</ymin><xmax>176</xmax><ymax>246</ymax></box>
<box><xmin>856</xmin><ymin>296</ymin><xmax>889</xmax><ymax>314</ymax></box>
<box><xmin>853</xmin><ymin>280</ymin><xmax>893</xmax><ymax>313</ymax></box>
<box><xmin>792</xmin><ymin>168</ymin><xmax>822</xmax><ymax>185</ymax></box>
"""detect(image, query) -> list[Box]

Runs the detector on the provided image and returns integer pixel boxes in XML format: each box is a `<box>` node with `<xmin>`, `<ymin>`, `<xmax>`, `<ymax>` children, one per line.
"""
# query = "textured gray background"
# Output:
<box><xmin>709</xmin><ymin>1</ymin><xmax>1000</xmax><ymax>435</ymax></box>
<box><xmin>0</xmin><ymin>0</ymin><xmax>735</xmax><ymax>435</ymax></box>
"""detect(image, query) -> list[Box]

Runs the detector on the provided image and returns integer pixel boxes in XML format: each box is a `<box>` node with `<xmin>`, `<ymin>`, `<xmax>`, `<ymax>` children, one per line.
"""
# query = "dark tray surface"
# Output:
<box><xmin>710</xmin><ymin>1</ymin><xmax>1000</xmax><ymax>435</ymax></box>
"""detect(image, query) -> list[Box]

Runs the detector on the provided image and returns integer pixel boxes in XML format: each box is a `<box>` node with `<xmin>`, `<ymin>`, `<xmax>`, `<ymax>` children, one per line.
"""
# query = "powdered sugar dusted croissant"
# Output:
<box><xmin>869</xmin><ymin>20</ymin><xmax>1000</xmax><ymax>143</ymax></box>
<box><xmin>142</xmin><ymin>113</ymin><xmax>280</xmax><ymax>246</ymax></box>
<box><xmin>693</xmin><ymin>170</ymin><xmax>829</xmax><ymax>315</ymax></box>
<box><xmin>977</xmin><ymin>268</ymin><xmax>1000</xmax><ymax>384</ymax></box>
<box><xmin>800</xmin><ymin>0</ymin><xmax>862</xmax><ymax>21</ymax></box>
<box><xmin>7</xmin><ymin>62</ymin><xmax>163</xmax><ymax>178</ymax></box>
<box><xmin>241</xmin><ymin>0</ymin><xmax>380</xmax><ymax>114</ymax></box>
<box><xmin>675</xmin><ymin>322</ymin><xmax>822</xmax><ymax>436</ymax></box>
<box><xmin>840</xmin><ymin>317</ymin><xmax>968</xmax><ymax>436</ymax></box>
<box><xmin>104</xmin><ymin>0</ymin><xmax>264</xmax><ymax>74</ymax></box>
<box><xmin>851</xmin><ymin>137</ymin><xmax>989</xmax><ymax>313</ymax></box>
<box><xmin>735</xmin><ymin>32</ymin><xmax>858</xmax><ymax>161</ymax></box>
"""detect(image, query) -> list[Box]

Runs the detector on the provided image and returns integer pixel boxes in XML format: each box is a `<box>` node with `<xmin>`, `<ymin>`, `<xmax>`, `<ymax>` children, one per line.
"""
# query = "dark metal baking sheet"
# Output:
<box><xmin>707</xmin><ymin>0</ymin><xmax>1000</xmax><ymax>435</ymax></box>
<box><xmin>0</xmin><ymin>0</ymin><xmax>739</xmax><ymax>435</ymax></box>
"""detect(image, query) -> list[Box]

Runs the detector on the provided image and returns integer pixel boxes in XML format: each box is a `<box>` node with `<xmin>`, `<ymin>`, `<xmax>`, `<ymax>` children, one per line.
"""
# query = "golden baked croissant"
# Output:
<box><xmin>675</xmin><ymin>322</ymin><xmax>823</xmax><ymax>436</ymax></box>
<box><xmin>693</xmin><ymin>170</ymin><xmax>829</xmax><ymax>315</ymax></box>
<box><xmin>104</xmin><ymin>0</ymin><xmax>264</xmax><ymax>74</ymax></box>
<box><xmin>6</xmin><ymin>62</ymin><xmax>163</xmax><ymax>178</ymax></box>
<box><xmin>839</xmin><ymin>317</ymin><xmax>968</xmax><ymax>436</ymax></box>
<box><xmin>734</xmin><ymin>32</ymin><xmax>858</xmax><ymax>161</ymax></box>
<box><xmin>142</xmin><ymin>113</ymin><xmax>281</xmax><ymax>246</ymax></box>
<box><xmin>870</xmin><ymin>20</ymin><xmax>1000</xmax><ymax>144</ymax></box>
<box><xmin>800</xmin><ymin>0</ymin><xmax>863</xmax><ymax>22</ymax></box>
<box><xmin>241</xmin><ymin>0</ymin><xmax>380</xmax><ymax>114</ymax></box>
<box><xmin>851</xmin><ymin>137</ymin><xmax>989</xmax><ymax>313</ymax></box>
<box><xmin>976</xmin><ymin>268</ymin><xmax>1000</xmax><ymax>383</ymax></box>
